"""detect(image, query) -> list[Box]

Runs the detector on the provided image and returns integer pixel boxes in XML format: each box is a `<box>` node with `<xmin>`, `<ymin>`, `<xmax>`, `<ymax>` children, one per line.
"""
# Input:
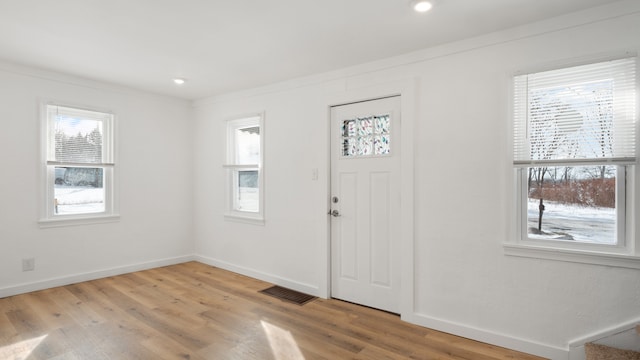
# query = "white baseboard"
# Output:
<box><xmin>194</xmin><ymin>255</ymin><xmax>320</xmax><ymax>297</ymax></box>
<box><xmin>0</xmin><ymin>254</ymin><xmax>196</xmax><ymax>299</ymax></box>
<box><xmin>405</xmin><ymin>312</ymin><xmax>568</xmax><ymax>360</ymax></box>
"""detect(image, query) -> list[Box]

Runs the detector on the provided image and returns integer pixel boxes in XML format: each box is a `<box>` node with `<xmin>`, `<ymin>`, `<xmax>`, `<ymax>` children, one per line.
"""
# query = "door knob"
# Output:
<box><xmin>330</xmin><ymin>210</ymin><xmax>341</xmax><ymax>217</ymax></box>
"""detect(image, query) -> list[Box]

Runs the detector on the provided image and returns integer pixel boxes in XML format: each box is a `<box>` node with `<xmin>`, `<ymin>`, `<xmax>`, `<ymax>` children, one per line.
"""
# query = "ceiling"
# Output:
<box><xmin>0</xmin><ymin>0</ymin><xmax>623</xmax><ymax>100</ymax></box>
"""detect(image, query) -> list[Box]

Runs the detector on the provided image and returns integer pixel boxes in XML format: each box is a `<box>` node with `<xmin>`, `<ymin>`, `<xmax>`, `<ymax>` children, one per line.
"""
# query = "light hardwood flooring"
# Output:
<box><xmin>0</xmin><ymin>262</ymin><xmax>546</xmax><ymax>359</ymax></box>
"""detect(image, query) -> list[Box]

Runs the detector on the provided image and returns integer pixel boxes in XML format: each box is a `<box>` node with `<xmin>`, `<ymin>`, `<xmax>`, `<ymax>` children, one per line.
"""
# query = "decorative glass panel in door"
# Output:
<box><xmin>341</xmin><ymin>114</ymin><xmax>391</xmax><ymax>157</ymax></box>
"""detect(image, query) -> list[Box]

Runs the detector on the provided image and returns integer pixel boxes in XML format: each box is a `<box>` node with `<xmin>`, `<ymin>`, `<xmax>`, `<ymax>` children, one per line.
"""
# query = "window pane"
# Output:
<box><xmin>235</xmin><ymin>126</ymin><xmax>260</xmax><ymax>165</ymax></box>
<box><xmin>528</xmin><ymin>80</ymin><xmax>614</xmax><ymax>162</ymax></box>
<box><xmin>235</xmin><ymin>170</ymin><xmax>259</xmax><ymax>212</ymax></box>
<box><xmin>342</xmin><ymin>138</ymin><xmax>357</xmax><ymax>157</ymax></box>
<box><xmin>54</xmin><ymin>167</ymin><xmax>105</xmax><ymax>215</ymax></box>
<box><xmin>53</xmin><ymin>117</ymin><xmax>103</xmax><ymax>163</ymax></box>
<box><xmin>341</xmin><ymin>113</ymin><xmax>391</xmax><ymax>158</ymax></box>
<box><xmin>357</xmin><ymin>117</ymin><xmax>373</xmax><ymax>136</ymax></box>
<box><xmin>527</xmin><ymin>165</ymin><xmax>616</xmax><ymax>244</ymax></box>
<box><xmin>374</xmin><ymin>135</ymin><xmax>390</xmax><ymax>155</ymax></box>
<box><xmin>513</xmin><ymin>58</ymin><xmax>637</xmax><ymax>164</ymax></box>
<box><xmin>342</xmin><ymin>120</ymin><xmax>356</xmax><ymax>137</ymax></box>
<box><xmin>374</xmin><ymin>115</ymin><xmax>390</xmax><ymax>134</ymax></box>
<box><xmin>357</xmin><ymin>137</ymin><xmax>372</xmax><ymax>156</ymax></box>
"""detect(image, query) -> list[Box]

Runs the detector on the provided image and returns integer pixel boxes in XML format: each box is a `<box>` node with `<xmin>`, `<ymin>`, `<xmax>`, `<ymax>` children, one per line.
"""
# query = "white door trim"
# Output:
<box><xmin>322</xmin><ymin>78</ymin><xmax>417</xmax><ymax>321</ymax></box>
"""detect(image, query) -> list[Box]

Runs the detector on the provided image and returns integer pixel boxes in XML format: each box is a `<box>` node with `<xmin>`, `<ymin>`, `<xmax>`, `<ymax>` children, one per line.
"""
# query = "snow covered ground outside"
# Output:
<box><xmin>51</xmin><ymin>186</ymin><xmax>615</xmax><ymax>244</ymax></box>
<box><xmin>55</xmin><ymin>186</ymin><xmax>104</xmax><ymax>214</ymax></box>
<box><xmin>527</xmin><ymin>198</ymin><xmax>615</xmax><ymax>244</ymax></box>
<box><xmin>237</xmin><ymin>187</ymin><xmax>259</xmax><ymax>212</ymax></box>
<box><xmin>54</xmin><ymin>186</ymin><xmax>258</xmax><ymax>215</ymax></box>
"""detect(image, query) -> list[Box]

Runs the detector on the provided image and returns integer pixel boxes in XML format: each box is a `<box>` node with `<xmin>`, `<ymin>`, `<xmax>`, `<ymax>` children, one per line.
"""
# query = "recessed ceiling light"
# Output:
<box><xmin>173</xmin><ymin>78</ymin><xmax>186</xmax><ymax>85</ymax></box>
<box><xmin>411</xmin><ymin>0</ymin><xmax>434</xmax><ymax>12</ymax></box>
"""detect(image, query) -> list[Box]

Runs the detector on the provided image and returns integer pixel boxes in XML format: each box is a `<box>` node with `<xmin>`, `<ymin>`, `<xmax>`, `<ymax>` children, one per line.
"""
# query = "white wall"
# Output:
<box><xmin>0</xmin><ymin>63</ymin><xmax>195</xmax><ymax>296</ymax></box>
<box><xmin>193</xmin><ymin>2</ymin><xmax>640</xmax><ymax>359</ymax></box>
<box><xmin>193</xmin><ymin>82</ymin><xmax>340</xmax><ymax>293</ymax></box>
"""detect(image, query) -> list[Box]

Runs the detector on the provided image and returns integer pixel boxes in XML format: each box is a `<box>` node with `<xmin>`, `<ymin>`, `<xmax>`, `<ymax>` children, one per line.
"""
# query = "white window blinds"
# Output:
<box><xmin>47</xmin><ymin>105</ymin><xmax>114</xmax><ymax>165</ymax></box>
<box><xmin>513</xmin><ymin>57</ymin><xmax>637</xmax><ymax>166</ymax></box>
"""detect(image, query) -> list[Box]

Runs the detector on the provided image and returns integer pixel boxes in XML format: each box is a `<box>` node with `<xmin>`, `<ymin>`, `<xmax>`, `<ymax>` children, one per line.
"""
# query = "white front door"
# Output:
<box><xmin>330</xmin><ymin>96</ymin><xmax>401</xmax><ymax>313</ymax></box>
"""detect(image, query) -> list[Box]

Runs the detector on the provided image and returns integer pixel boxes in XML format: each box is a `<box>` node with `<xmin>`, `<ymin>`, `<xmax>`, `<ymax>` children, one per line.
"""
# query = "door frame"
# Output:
<box><xmin>322</xmin><ymin>78</ymin><xmax>417</xmax><ymax>321</ymax></box>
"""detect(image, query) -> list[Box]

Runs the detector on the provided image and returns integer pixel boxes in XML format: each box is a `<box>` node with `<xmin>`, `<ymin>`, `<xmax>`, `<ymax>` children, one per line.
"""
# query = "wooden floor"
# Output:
<box><xmin>0</xmin><ymin>262</ymin><xmax>545</xmax><ymax>359</ymax></box>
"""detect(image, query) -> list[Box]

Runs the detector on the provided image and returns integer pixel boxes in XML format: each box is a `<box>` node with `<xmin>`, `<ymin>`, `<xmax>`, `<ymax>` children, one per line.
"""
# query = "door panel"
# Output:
<box><xmin>330</xmin><ymin>96</ymin><xmax>401</xmax><ymax>313</ymax></box>
<box><xmin>370</xmin><ymin>171</ymin><xmax>391</xmax><ymax>287</ymax></box>
<box><xmin>339</xmin><ymin>172</ymin><xmax>358</xmax><ymax>280</ymax></box>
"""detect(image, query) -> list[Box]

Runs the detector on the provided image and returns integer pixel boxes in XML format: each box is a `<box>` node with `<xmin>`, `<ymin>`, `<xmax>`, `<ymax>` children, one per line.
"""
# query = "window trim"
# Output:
<box><xmin>505</xmin><ymin>57</ymin><xmax>640</xmax><ymax>269</ymax></box>
<box><xmin>223</xmin><ymin>113</ymin><xmax>264</xmax><ymax>225</ymax></box>
<box><xmin>39</xmin><ymin>102</ymin><xmax>119</xmax><ymax>228</ymax></box>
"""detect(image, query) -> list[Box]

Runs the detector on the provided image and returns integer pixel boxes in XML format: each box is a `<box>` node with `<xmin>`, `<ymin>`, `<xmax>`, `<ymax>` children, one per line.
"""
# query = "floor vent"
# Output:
<box><xmin>259</xmin><ymin>285</ymin><xmax>317</xmax><ymax>305</ymax></box>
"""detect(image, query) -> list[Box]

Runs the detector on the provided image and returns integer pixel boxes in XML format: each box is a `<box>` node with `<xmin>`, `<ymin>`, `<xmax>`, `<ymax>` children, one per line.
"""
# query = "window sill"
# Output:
<box><xmin>224</xmin><ymin>213</ymin><xmax>265</xmax><ymax>226</ymax></box>
<box><xmin>504</xmin><ymin>243</ymin><xmax>640</xmax><ymax>269</ymax></box>
<box><xmin>39</xmin><ymin>214</ymin><xmax>120</xmax><ymax>228</ymax></box>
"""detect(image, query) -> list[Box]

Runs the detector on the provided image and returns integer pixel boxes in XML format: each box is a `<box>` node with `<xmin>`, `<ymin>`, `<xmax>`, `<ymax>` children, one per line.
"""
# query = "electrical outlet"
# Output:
<box><xmin>22</xmin><ymin>258</ymin><xmax>35</xmax><ymax>272</ymax></box>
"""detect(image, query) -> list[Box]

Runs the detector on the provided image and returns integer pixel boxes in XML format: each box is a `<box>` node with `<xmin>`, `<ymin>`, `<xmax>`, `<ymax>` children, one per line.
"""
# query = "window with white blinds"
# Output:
<box><xmin>507</xmin><ymin>57</ymin><xmax>640</xmax><ymax>267</ymax></box>
<box><xmin>513</xmin><ymin>57</ymin><xmax>637</xmax><ymax>166</ymax></box>
<box><xmin>41</xmin><ymin>104</ymin><xmax>117</xmax><ymax>224</ymax></box>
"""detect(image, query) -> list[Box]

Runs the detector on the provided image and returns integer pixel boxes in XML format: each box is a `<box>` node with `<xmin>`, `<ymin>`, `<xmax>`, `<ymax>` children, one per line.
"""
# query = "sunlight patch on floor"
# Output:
<box><xmin>0</xmin><ymin>334</ymin><xmax>48</xmax><ymax>360</ymax></box>
<box><xmin>261</xmin><ymin>320</ymin><xmax>305</xmax><ymax>360</ymax></box>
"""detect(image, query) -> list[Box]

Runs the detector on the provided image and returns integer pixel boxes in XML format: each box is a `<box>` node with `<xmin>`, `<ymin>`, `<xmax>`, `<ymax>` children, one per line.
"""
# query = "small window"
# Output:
<box><xmin>224</xmin><ymin>115</ymin><xmax>264</xmax><ymax>223</ymax></box>
<box><xmin>509</xmin><ymin>57</ymin><xmax>638</xmax><ymax>265</ymax></box>
<box><xmin>41</xmin><ymin>104</ymin><xmax>117</xmax><ymax>225</ymax></box>
<box><xmin>341</xmin><ymin>114</ymin><xmax>391</xmax><ymax>157</ymax></box>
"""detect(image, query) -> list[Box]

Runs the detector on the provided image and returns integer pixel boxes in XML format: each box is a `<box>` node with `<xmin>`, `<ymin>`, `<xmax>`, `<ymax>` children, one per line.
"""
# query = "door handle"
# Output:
<box><xmin>329</xmin><ymin>209</ymin><xmax>341</xmax><ymax>217</ymax></box>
